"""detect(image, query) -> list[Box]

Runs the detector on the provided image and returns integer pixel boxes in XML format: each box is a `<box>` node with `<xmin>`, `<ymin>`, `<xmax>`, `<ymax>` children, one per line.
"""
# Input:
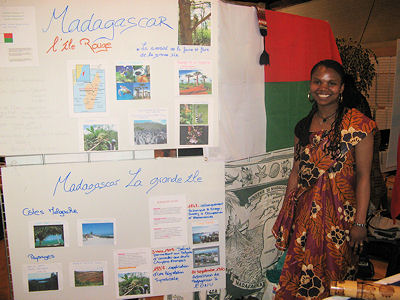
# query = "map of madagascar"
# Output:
<box><xmin>73</xmin><ymin>64</ymin><xmax>106</xmax><ymax>113</ymax></box>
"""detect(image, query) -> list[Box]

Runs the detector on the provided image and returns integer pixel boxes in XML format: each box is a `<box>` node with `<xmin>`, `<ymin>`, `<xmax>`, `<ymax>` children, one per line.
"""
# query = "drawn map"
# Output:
<box><xmin>73</xmin><ymin>64</ymin><xmax>106</xmax><ymax>113</ymax></box>
<box><xmin>223</xmin><ymin>149</ymin><xmax>293</xmax><ymax>299</ymax></box>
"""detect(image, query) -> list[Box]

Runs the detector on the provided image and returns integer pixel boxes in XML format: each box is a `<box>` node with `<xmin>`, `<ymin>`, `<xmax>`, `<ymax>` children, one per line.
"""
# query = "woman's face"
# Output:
<box><xmin>310</xmin><ymin>66</ymin><xmax>344</xmax><ymax>108</ymax></box>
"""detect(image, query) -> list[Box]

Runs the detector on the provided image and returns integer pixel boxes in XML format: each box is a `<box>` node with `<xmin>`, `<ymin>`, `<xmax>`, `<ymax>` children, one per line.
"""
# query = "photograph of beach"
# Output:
<box><xmin>82</xmin><ymin>222</ymin><xmax>114</xmax><ymax>246</ymax></box>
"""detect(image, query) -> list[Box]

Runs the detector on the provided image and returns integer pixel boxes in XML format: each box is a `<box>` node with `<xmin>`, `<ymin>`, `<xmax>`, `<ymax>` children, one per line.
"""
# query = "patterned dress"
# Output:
<box><xmin>272</xmin><ymin>108</ymin><xmax>376</xmax><ymax>299</ymax></box>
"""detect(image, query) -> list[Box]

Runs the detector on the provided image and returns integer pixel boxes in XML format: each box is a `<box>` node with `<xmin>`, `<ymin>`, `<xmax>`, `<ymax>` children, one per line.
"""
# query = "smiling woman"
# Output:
<box><xmin>272</xmin><ymin>59</ymin><xmax>377</xmax><ymax>299</ymax></box>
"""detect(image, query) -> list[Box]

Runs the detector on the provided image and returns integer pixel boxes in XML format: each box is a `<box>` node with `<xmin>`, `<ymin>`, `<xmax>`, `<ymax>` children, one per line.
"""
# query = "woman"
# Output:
<box><xmin>272</xmin><ymin>60</ymin><xmax>376</xmax><ymax>299</ymax></box>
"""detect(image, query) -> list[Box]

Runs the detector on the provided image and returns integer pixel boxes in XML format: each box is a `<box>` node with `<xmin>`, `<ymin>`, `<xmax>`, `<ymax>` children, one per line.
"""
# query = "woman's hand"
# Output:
<box><xmin>349</xmin><ymin>225</ymin><xmax>367</xmax><ymax>254</ymax></box>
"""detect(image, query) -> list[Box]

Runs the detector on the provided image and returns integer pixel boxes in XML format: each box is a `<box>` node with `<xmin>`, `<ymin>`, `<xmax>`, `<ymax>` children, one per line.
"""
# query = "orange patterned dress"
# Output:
<box><xmin>272</xmin><ymin>108</ymin><xmax>376</xmax><ymax>299</ymax></box>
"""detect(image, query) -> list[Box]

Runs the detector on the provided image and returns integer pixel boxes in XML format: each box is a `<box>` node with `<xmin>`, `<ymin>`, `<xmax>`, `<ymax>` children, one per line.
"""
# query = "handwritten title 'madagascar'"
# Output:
<box><xmin>42</xmin><ymin>5</ymin><xmax>174</xmax><ymax>41</ymax></box>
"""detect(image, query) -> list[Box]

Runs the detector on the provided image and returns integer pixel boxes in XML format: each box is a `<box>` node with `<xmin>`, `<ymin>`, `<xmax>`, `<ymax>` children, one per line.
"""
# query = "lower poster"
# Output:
<box><xmin>166</xmin><ymin>148</ymin><xmax>293</xmax><ymax>300</ymax></box>
<box><xmin>2</xmin><ymin>157</ymin><xmax>225</xmax><ymax>300</ymax></box>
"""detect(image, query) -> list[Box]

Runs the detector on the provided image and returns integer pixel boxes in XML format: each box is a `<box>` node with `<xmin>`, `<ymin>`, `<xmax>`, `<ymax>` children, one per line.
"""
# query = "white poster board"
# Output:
<box><xmin>2</xmin><ymin>157</ymin><xmax>225</xmax><ymax>299</ymax></box>
<box><xmin>0</xmin><ymin>0</ymin><xmax>219</xmax><ymax>155</ymax></box>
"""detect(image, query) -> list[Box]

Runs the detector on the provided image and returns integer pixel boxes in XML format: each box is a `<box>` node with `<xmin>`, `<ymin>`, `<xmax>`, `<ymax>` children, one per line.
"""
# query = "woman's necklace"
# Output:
<box><xmin>317</xmin><ymin>110</ymin><xmax>336</xmax><ymax>125</ymax></box>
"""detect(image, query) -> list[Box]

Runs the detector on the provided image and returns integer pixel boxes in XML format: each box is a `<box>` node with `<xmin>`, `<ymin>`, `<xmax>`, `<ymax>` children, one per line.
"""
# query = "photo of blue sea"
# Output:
<box><xmin>36</xmin><ymin>234</ymin><xmax>63</xmax><ymax>247</ymax></box>
<box><xmin>82</xmin><ymin>222</ymin><xmax>114</xmax><ymax>246</ymax></box>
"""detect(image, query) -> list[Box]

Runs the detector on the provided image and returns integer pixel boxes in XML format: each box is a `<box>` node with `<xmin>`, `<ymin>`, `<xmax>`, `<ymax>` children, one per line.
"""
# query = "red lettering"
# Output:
<box><xmin>46</xmin><ymin>36</ymin><xmax>61</xmax><ymax>53</ymax></box>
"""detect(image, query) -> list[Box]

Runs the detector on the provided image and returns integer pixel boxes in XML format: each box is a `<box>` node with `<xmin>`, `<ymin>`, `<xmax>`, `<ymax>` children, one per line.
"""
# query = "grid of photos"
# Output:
<box><xmin>193</xmin><ymin>246</ymin><xmax>220</xmax><ymax>268</ymax></box>
<box><xmin>118</xmin><ymin>271</ymin><xmax>150</xmax><ymax>296</ymax></box>
<box><xmin>134</xmin><ymin>119</ymin><xmax>167</xmax><ymax>145</ymax></box>
<box><xmin>178</xmin><ymin>0</ymin><xmax>211</xmax><ymax>46</ymax></box>
<box><xmin>116</xmin><ymin>65</ymin><xmax>150</xmax><ymax>100</ymax></box>
<box><xmin>180</xmin><ymin>104</ymin><xmax>209</xmax><ymax>145</ymax></box>
<box><xmin>83</xmin><ymin>124</ymin><xmax>118</xmax><ymax>151</ymax></box>
<box><xmin>34</xmin><ymin>224</ymin><xmax>65</xmax><ymax>248</ymax></box>
<box><xmin>81</xmin><ymin>222</ymin><xmax>115</xmax><ymax>246</ymax></box>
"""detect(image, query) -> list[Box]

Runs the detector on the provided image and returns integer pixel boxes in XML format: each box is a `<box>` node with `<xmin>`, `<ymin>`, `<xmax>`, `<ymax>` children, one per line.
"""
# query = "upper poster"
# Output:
<box><xmin>0</xmin><ymin>0</ymin><xmax>218</xmax><ymax>156</ymax></box>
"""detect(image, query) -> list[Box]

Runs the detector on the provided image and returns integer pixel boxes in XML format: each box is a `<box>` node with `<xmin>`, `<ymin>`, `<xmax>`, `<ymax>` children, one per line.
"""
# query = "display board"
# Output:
<box><xmin>0</xmin><ymin>0</ymin><xmax>219</xmax><ymax>155</ymax></box>
<box><xmin>1</xmin><ymin>157</ymin><xmax>225</xmax><ymax>299</ymax></box>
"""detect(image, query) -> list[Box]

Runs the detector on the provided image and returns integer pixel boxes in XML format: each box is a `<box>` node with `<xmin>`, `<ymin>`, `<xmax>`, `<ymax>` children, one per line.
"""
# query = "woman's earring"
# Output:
<box><xmin>338</xmin><ymin>93</ymin><xmax>343</xmax><ymax>103</ymax></box>
<box><xmin>308</xmin><ymin>92</ymin><xmax>314</xmax><ymax>103</ymax></box>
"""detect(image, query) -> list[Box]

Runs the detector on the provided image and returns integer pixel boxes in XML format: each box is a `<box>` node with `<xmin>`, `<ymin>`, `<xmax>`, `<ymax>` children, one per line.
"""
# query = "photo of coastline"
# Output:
<box><xmin>34</xmin><ymin>224</ymin><xmax>64</xmax><ymax>248</ymax></box>
<box><xmin>192</xmin><ymin>223</ymin><xmax>219</xmax><ymax>245</ymax></box>
<box><xmin>82</xmin><ymin>222</ymin><xmax>114</xmax><ymax>246</ymax></box>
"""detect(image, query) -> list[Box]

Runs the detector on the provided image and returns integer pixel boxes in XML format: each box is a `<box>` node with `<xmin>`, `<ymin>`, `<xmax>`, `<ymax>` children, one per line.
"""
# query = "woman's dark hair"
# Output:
<box><xmin>295</xmin><ymin>59</ymin><xmax>366</xmax><ymax>158</ymax></box>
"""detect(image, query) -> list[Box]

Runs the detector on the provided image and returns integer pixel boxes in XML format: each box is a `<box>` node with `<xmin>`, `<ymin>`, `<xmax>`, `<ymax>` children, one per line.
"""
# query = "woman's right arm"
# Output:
<box><xmin>284</xmin><ymin>136</ymin><xmax>300</xmax><ymax>198</ymax></box>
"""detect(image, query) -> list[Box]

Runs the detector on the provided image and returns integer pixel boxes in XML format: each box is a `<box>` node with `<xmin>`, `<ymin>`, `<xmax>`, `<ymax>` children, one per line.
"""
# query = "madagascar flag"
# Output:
<box><xmin>4</xmin><ymin>33</ymin><xmax>13</xmax><ymax>43</ymax></box>
<box><xmin>263</xmin><ymin>10</ymin><xmax>341</xmax><ymax>151</ymax></box>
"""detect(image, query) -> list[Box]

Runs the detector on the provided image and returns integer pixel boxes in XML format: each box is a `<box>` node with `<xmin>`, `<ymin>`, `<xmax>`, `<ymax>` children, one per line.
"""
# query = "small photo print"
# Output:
<box><xmin>83</xmin><ymin>124</ymin><xmax>118</xmax><ymax>151</ymax></box>
<box><xmin>154</xmin><ymin>149</ymin><xmax>177</xmax><ymax>158</ymax></box>
<box><xmin>116</xmin><ymin>65</ymin><xmax>150</xmax><ymax>100</ymax></box>
<box><xmin>192</xmin><ymin>223</ymin><xmax>219</xmax><ymax>245</ymax></box>
<box><xmin>74</xmin><ymin>270</ymin><xmax>104</xmax><ymax>287</ymax></box>
<box><xmin>28</xmin><ymin>272</ymin><xmax>59</xmax><ymax>292</ymax></box>
<box><xmin>34</xmin><ymin>224</ymin><xmax>64</xmax><ymax>248</ymax></box>
<box><xmin>193</xmin><ymin>246</ymin><xmax>220</xmax><ymax>268</ymax></box>
<box><xmin>134</xmin><ymin>119</ymin><xmax>167</xmax><ymax>145</ymax></box>
<box><xmin>118</xmin><ymin>272</ymin><xmax>150</xmax><ymax>296</ymax></box>
<box><xmin>180</xmin><ymin>104</ymin><xmax>208</xmax><ymax>125</ymax></box>
<box><xmin>180</xmin><ymin>125</ymin><xmax>208</xmax><ymax>145</ymax></box>
<box><xmin>82</xmin><ymin>222</ymin><xmax>114</xmax><ymax>246</ymax></box>
<box><xmin>179</xmin><ymin>69</ymin><xmax>212</xmax><ymax>95</ymax></box>
<box><xmin>178</xmin><ymin>0</ymin><xmax>211</xmax><ymax>46</ymax></box>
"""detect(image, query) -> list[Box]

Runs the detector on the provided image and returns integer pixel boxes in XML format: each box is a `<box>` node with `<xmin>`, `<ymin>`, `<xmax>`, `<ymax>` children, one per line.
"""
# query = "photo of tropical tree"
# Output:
<box><xmin>83</xmin><ymin>124</ymin><xmax>118</xmax><ymax>151</ymax></box>
<box><xmin>178</xmin><ymin>0</ymin><xmax>211</xmax><ymax>46</ymax></box>
<box><xmin>118</xmin><ymin>272</ymin><xmax>150</xmax><ymax>296</ymax></box>
<box><xmin>179</xmin><ymin>69</ymin><xmax>212</xmax><ymax>95</ymax></box>
<box><xmin>33</xmin><ymin>225</ymin><xmax>64</xmax><ymax>248</ymax></box>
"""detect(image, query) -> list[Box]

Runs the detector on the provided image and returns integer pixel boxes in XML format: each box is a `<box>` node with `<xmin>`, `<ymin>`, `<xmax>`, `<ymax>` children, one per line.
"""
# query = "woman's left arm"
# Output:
<box><xmin>350</xmin><ymin>132</ymin><xmax>374</xmax><ymax>248</ymax></box>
